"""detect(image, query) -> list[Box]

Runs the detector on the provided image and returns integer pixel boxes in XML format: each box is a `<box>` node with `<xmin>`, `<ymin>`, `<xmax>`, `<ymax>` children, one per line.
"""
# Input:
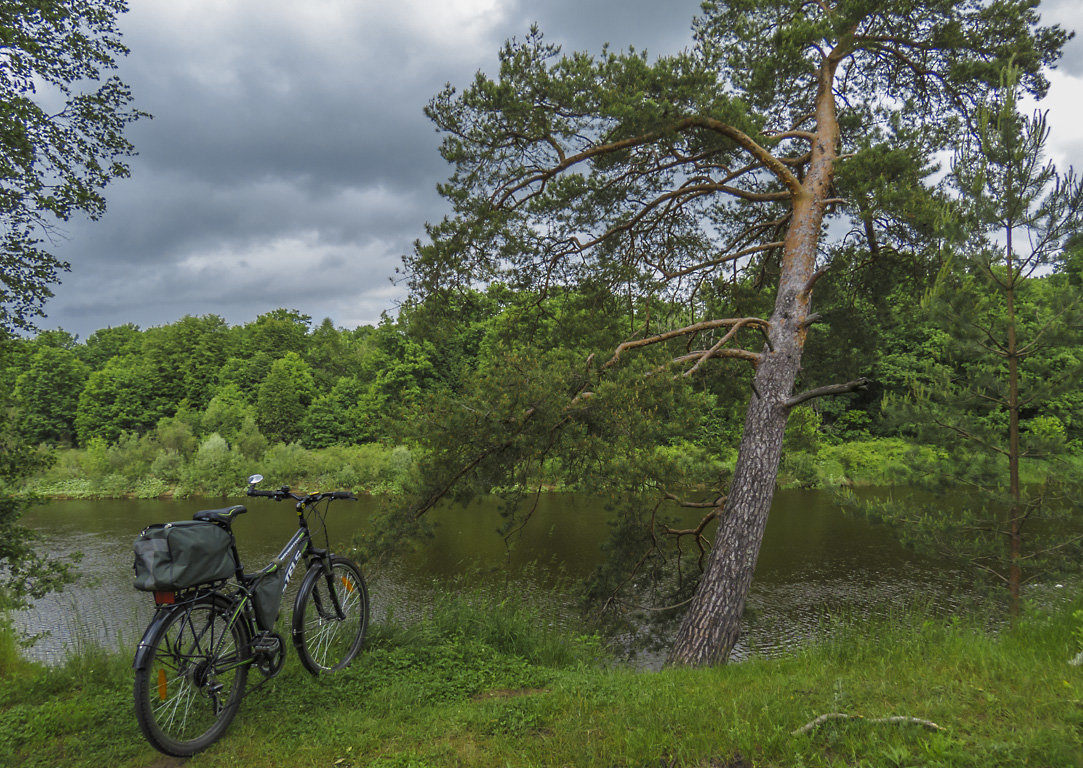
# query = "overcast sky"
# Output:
<box><xmin>37</xmin><ymin>0</ymin><xmax>1083</xmax><ymax>338</ymax></box>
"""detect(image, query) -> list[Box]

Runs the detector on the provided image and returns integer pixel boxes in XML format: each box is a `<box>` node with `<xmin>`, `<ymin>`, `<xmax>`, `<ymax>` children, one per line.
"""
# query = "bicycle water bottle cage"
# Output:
<box><xmin>192</xmin><ymin>505</ymin><xmax>248</xmax><ymax>526</ymax></box>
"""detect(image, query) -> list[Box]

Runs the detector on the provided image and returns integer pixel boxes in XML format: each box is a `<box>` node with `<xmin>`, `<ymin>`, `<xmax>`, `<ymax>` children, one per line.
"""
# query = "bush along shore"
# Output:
<box><xmin>21</xmin><ymin>440</ymin><xmax>419</xmax><ymax>499</ymax></box>
<box><xmin>1</xmin><ymin>588</ymin><xmax>1081</xmax><ymax>767</ymax></box>
<box><xmin>20</xmin><ymin>435</ymin><xmax>1083</xmax><ymax>500</ymax></box>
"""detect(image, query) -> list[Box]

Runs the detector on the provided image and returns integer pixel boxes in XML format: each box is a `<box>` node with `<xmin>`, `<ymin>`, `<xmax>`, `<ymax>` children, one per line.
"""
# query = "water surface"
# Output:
<box><xmin>17</xmin><ymin>490</ymin><xmax>974</xmax><ymax>665</ymax></box>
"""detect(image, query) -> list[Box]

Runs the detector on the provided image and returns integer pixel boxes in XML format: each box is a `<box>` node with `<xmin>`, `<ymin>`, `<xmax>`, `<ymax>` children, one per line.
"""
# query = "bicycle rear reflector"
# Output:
<box><xmin>154</xmin><ymin>591</ymin><xmax>175</xmax><ymax>605</ymax></box>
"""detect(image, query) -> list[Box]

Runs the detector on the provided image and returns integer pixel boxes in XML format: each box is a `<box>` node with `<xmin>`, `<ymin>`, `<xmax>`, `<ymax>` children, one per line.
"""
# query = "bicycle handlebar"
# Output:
<box><xmin>246</xmin><ymin>485</ymin><xmax>357</xmax><ymax>503</ymax></box>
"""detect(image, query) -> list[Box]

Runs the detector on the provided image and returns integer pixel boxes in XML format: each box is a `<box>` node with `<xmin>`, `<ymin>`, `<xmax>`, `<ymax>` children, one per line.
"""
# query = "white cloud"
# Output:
<box><xmin>1036</xmin><ymin>70</ymin><xmax>1083</xmax><ymax>172</ymax></box>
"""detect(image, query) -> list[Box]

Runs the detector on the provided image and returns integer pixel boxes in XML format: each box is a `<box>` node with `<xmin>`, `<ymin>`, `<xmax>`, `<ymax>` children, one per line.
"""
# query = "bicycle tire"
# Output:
<box><xmin>292</xmin><ymin>555</ymin><xmax>368</xmax><ymax>674</ymax></box>
<box><xmin>134</xmin><ymin>595</ymin><xmax>250</xmax><ymax>756</ymax></box>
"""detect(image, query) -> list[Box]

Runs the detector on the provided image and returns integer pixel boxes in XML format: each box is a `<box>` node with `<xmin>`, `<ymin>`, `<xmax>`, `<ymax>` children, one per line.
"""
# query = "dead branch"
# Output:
<box><xmin>792</xmin><ymin>713</ymin><xmax>944</xmax><ymax>736</ymax></box>
<box><xmin>800</xmin><ymin>267</ymin><xmax>829</xmax><ymax>298</ymax></box>
<box><xmin>681</xmin><ymin>319</ymin><xmax>764</xmax><ymax>377</ymax></box>
<box><xmin>661</xmin><ymin>511</ymin><xmax>719</xmax><ymax>542</ymax></box>
<box><xmin>785</xmin><ymin>378</ymin><xmax>869</xmax><ymax>409</ymax></box>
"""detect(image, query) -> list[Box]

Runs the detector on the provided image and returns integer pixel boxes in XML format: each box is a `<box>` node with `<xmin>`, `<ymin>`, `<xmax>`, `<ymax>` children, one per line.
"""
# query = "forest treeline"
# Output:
<box><xmin>5</xmin><ymin>260</ymin><xmax>1083</xmax><ymax>500</ymax></box>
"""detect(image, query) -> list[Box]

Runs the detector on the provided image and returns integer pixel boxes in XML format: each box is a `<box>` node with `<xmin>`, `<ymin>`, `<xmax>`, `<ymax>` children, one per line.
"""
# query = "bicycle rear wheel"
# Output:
<box><xmin>292</xmin><ymin>555</ymin><xmax>368</xmax><ymax>674</ymax></box>
<box><xmin>134</xmin><ymin>595</ymin><xmax>250</xmax><ymax>756</ymax></box>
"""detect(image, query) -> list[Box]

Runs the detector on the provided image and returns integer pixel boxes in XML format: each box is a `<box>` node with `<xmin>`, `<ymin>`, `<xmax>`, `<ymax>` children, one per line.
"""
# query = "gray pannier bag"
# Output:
<box><xmin>250</xmin><ymin>567</ymin><xmax>287</xmax><ymax>631</ymax></box>
<box><xmin>133</xmin><ymin>520</ymin><xmax>236</xmax><ymax>591</ymax></box>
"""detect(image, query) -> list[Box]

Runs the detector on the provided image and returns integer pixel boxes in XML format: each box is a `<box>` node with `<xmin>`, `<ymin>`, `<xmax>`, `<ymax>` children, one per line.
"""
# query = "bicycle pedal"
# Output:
<box><xmin>251</xmin><ymin>633</ymin><xmax>281</xmax><ymax>654</ymax></box>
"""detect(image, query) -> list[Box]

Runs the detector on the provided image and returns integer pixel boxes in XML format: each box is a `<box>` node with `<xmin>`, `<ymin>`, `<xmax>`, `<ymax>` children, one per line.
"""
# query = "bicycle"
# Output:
<box><xmin>131</xmin><ymin>474</ymin><xmax>369</xmax><ymax>756</ymax></box>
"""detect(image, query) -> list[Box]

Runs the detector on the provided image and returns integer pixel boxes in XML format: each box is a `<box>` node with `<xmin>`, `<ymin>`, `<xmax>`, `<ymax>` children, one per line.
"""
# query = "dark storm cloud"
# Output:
<box><xmin>509</xmin><ymin>0</ymin><xmax>700</xmax><ymax>53</ymax></box>
<box><xmin>37</xmin><ymin>0</ymin><xmax>1083</xmax><ymax>337</ymax></box>
<box><xmin>41</xmin><ymin>0</ymin><xmax>704</xmax><ymax>336</ymax></box>
<box><xmin>39</xmin><ymin>0</ymin><xmax>709</xmax><ymax>336</ymax></box>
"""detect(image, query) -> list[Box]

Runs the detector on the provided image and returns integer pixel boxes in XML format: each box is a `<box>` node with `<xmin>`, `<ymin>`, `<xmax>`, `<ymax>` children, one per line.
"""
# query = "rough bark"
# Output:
<box><xmin>668</xmin><ymin>52</ymin><xmax>843</xmax><ymax>666</ymax></box>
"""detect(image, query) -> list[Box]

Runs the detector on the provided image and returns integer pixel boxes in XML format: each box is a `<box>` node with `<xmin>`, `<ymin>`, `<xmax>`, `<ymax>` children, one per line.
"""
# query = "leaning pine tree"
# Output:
<box><xmin>404</xmin><ymin>0</ymin><xmax>1068</xmax><ymax>665</ymax></box>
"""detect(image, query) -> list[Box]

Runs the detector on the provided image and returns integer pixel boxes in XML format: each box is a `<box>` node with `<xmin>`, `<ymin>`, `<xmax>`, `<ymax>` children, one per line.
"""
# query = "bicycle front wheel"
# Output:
<box><xmin>292</xmin><ymin>555</ymin><xmax>368</xmax><ymax>674</ymax></box>
<box><xmin>134</xmin><ymin>596</ymin><xmax>250</xmax><ymax>756</ymax></box>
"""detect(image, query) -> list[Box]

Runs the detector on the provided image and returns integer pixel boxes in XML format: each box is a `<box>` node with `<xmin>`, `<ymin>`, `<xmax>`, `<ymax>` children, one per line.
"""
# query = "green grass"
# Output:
<box><xmin>2</xmin><ymin>591</ymin><xmax>1081</xmax><ymax>767</ymax></box>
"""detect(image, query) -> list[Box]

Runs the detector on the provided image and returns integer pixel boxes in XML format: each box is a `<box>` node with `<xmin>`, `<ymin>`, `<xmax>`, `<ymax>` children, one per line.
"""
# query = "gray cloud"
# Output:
<box><xmin>37</xmin><ymin>0</ymin><xmax>1083</xmax><ymax>338</ymax></box>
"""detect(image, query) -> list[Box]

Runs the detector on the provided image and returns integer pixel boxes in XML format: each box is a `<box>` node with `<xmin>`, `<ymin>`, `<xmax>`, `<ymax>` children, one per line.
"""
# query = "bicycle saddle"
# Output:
<box><xmin>193</xmin><ymin>505</ymin><xmax>247</xmax><ymax>525</ymax></box>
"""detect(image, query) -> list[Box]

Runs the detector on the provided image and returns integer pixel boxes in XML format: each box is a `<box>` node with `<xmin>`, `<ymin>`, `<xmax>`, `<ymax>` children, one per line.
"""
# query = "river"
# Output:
<box><xmin>15</xmin><ymin>489</ymin><xmax>976</xmax><ymax>666</ymax></box>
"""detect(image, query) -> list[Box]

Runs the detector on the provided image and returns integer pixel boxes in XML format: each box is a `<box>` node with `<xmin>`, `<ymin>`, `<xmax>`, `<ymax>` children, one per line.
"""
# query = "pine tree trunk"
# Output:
<box><xmin>668</xmin><ymin>58</ymin><xmax>843</xmax><ymax>665</ymax></box>
<box><xmin>1005</xmin><ymin>243</ymin><xmax>1023</xmax><ymax>616</ymax></box>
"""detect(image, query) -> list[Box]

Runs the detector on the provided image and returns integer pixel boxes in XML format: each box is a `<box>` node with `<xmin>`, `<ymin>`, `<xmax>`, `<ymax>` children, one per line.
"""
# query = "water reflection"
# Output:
<box><xmin>16</xmin><ymin>490</ymin><xmax>974</xmax><ymax>665</ymax></box>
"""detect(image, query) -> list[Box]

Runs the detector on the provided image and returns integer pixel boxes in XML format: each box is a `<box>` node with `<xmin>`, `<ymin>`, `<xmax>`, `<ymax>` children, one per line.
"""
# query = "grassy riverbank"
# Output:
<box><xmin>2</xmin><ymin>591</ymin><xmax>1081</xmax><ymax>767</ymax></box>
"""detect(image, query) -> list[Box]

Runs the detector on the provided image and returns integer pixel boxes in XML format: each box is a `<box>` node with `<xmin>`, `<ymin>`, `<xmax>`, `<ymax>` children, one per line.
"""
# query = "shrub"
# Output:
<box><xmin>148</xmin><ymin>449</ymin><xmax>185</xmax><ymax>484</ymax></box>
<box><xmin>178</xmin><ymin>434</ymin><xmax>246</xmax><ymax>497</ymax></box>
<box><xmin>783</xmin><ymin>405</ymin><xmax>822</xmax><ymax>454</ymax></box>
<box><xmin>260</xmin><ymin>442</ymin><xmax>318</xmax><ymax>488</ymax></box>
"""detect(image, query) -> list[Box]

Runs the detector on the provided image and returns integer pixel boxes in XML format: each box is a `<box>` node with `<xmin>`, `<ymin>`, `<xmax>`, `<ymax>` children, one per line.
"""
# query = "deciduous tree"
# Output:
<box><xmin>13</xmin><ymin>344</ymin><xmax>88</xmax><ymax>444</ymax></box>
<box><xmin>256</xmin><ymin>352</ymin><xmax>316</xmax><ymax>444</ymax></box>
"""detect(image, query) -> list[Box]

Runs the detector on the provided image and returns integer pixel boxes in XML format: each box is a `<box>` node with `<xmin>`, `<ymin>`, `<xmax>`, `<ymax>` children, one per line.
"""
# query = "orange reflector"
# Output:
<box><xmin>157</xmin><ymin>669</ymin><xmax>167</xmax><ymax>700</ymax></box>
<box><xmin>153</xmin><ymin>591</ymin><xmax>175</xmax><ymax>605</ymax></box>
<box><xmin>341</xmin><ymin>577</ymin><xmax>354</xmax><ymax>593</ymax></box>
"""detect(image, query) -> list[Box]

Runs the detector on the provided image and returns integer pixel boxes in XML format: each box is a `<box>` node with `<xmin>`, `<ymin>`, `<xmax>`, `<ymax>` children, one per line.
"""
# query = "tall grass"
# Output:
<box><xmin>0</xmin><ymin>614</ymin><xmax>24</xmax><ymax>678</ymax></box>
<box><xmin>369</xmin><ymin>580</ymin><xmax>603</xmax><ymax>669</ymax></box>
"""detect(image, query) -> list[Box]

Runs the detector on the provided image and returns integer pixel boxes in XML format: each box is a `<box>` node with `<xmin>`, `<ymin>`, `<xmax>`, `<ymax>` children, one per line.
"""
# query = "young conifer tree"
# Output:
<box><xmin>881</xmin><ymin>68</ymin><xmax>1083</xmax><ymax>612</ymax></box>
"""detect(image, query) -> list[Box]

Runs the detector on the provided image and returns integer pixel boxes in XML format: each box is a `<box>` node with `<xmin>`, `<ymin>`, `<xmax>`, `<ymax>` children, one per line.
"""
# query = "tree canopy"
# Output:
<box><xmin>0</xmin><ymin>0</ymin><xmax>143</xmax><ymax>332</ymax></box>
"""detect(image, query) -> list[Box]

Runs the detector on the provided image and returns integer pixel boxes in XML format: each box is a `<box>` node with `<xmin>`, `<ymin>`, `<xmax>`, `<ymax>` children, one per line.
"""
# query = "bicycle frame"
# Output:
<box><xmin>258</xmin><ymin>525</ymin><xmax>311</xmax><ymax>605</ymax></box>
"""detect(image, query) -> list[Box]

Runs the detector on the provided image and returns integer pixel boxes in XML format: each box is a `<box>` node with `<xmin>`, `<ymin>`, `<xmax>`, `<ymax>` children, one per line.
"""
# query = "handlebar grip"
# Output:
<box><xmin>331</xmin><ymin>491</ymin><xmax>357</xmax><ymax>500</ymax></box>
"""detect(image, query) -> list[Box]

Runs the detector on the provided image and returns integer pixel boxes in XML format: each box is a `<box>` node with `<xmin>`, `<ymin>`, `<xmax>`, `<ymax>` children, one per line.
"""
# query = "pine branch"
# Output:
<box><xmin>603</xmin><ymin>318</ymin><xmax>769</xmax><ymax>370</ymax></box>
<box><xmin>785</xmin><ymin>378</ymin><xmax>869</xmax><ymax>409</ymax></box>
